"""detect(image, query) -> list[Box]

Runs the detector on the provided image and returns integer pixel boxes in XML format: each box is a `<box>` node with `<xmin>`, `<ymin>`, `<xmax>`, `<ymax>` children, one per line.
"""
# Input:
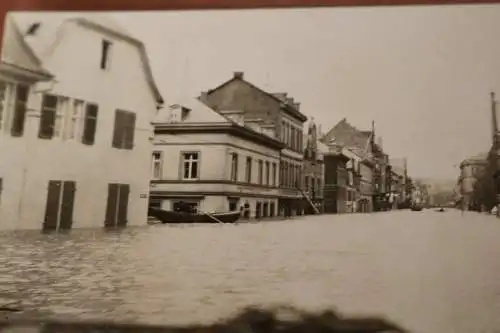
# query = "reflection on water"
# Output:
<box><xmin>1</xmin><ymin>210</ymin><xmax>500</xmax><ymax>333</ymax></box>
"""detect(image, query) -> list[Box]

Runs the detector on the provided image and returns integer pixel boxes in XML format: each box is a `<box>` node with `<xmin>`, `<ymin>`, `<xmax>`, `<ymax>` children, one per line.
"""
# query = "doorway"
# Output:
<box><xmin>104</xmin><ymin>183</ymin><xmax>130</xmax><ymax>228</ymax></box>
<box><xmin>43</xmin><ymin>180</ymin><xmax>76</xmax><ymax>232</ymax></box>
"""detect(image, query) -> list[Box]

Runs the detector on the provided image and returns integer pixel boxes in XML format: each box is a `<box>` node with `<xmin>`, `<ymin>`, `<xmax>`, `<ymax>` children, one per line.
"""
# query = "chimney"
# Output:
<box><xmin>293</xmin><ymin>102</ymin><xmax>300</xmax><ymax>110</ymax></box>
<box><xmin>199</xmin><ymin>91</ymin><xmax>208</xmax><ymax>102</ymax></box>
<box><xmin>233</xmin><ymin>72</ymin><xmax>244</xmax><ymax>79</ymax></box>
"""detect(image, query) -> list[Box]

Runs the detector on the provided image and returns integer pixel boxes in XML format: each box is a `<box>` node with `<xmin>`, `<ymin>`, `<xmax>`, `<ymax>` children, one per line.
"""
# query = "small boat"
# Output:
<box><xmin>410</xmin><ymin>204</ymin><xmax>423</xmax><ymax>211</ymax></box>
<box><xmin>148</xmin><ymin>207</ymin><xmax>241</xmax><ymax>224</ymax></box>
<box><xmin>435</xmin><ymin>207</ymin><xmax>446</xmax><ymax>212</ymax></box>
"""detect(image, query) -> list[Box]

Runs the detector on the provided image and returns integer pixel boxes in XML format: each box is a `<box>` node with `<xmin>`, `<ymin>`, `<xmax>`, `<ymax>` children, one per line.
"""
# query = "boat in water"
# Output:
<box><xmin>148</xmin><ymin>207</ymin><xmax>241</xmax><ymax>224</ymax></box>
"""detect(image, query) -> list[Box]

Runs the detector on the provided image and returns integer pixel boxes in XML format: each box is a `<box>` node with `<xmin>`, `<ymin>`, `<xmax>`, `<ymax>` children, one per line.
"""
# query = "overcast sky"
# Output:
<box><xmin>16</xmin><ymin>5</ymin><xmax>500</xmax><ymax>180</ymax></box>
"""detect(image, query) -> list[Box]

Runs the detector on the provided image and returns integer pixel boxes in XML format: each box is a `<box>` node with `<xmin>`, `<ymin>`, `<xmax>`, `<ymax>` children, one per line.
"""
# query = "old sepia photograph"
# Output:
<box><xmin>0</xmin><ymin>4</ymin><xmax>499</xmax><ymax>333</ymax></box>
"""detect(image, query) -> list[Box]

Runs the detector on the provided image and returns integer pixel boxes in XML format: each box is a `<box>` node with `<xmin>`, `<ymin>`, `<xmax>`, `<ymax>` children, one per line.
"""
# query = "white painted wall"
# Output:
<box><xmin>151</xmin><ymin>130</ymin><xmax>282</xmax><ymax>214</ymax></box>
<box><xmin>0</xmin><ymin>21</ymin><xmax>158</xmax><ymax>230</ymax></box>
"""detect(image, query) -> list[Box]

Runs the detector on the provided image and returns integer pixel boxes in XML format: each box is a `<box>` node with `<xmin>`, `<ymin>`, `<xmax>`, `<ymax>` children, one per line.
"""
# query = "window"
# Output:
<box><xmin>228</xmin><ymin>198</ymin><xmax>238</xmax><ymax>212</ymax></box>
<box><xmin>11</xmin><ymin>85</ymin><xmax>29</xmax><ymax>137</ymax></box>
<box><xmin>100</xmin><ymin>40</ymin><xmax>112</xmax><ymax>70</ymax></box>
<box><xmin>67</xmin><ymin>100</ymin><xmax>85</xmax><ymax>140</ymax></box>
<box><xmin>82</xmin><ymin>103</ymin><xmax>98</xmax><ymax>145</ymax></box>
<box><xmin>112</xmin><ymin>110</ymin><xmax>136</xmax><ymax>150</ymax></box>
<box><xmin>152</xmin><ymin>151</ymin><xmax>163</xmax><ymax>179</ymax></box>
<box><xmin>255</xmin><ymin>201</ymin><xmax>261</xmax><ymax>219</ymax></box>
<box><xmin>272</xmin><ymin>163</ymin><xmax>277</xmax><ymax>186</ymax></box>
<box><xmin>281</xmin><ymin>121</ymin><xmax>286</xmax><ymax>142</ymax></box>
<box><xmin>182</xmin><ymin>152</ymin><xmax>199</xmax><ymax>180</ymax></box>
<box><xmin>285</xmin><ymin>123</ymin><xmax>290</xmax><ymax>145</ymax></box>
<box><xmin>293</xmin><ymin>165</ymin><xmax>298</xmax><ymax>188</ymax></box>
<box><xmin>297</xmin><ymin>165</ymin><xmax>301</xmax><ymax>187</ymax></box>
<box><xmin>230</xmin><ymin>153</ymin><xmax>238</xmax><ymax>182</ymax></box>
<box><xmin>173</xmin><ymin>201</ymin><xmax>199</xmax><ymax>214</ymax></box>
<box><xmin>263</xmin><ymin>202</ymin><xmax>269</xmax><ymax>218</ymax></box>
<box><xmin>149</xmin><ymin>199</ymin><xmax>161</xmax><ymax>209</ymax></box>
<box><xmin>43</xmin><ymin>180</ymin><xmax>77</xmax><ymax>232</ymax></box>
<box><xmin>104</xmin><ymin>183</ymin><xmax>130</xmax><ymax>228</ymax></box>
<box><xmin>54</xmin><ymin>97</ymin><xmax>68</xmax><ymax>138</ymax></box>
<box><xmin>291</xmin><ymin>127</ymin><xmax>296</xmax><ymax>150</ymax></box>
<box><xmin>0</xmin><ymin>178</ymin><xmax>3</xmax><ymax>206</ymax></box>
<box><xmin>265</xmin><ymin>161</ymin><xmax>270</xmax><ymax>185</ymax></box>
<box><xmin>258</xmin><ymin>160</ymin><xmax>263</xmax><ymax>185</ymax></box>
<box><xmin>39</xmin><ymin>94</ymin><xmax>58</xmax><ymax>139</ymax></box>
<box><xmin>305</xmin><ymin>176</ymin><xmax>310</xmax><ymax>192</ymax></box>
<box><xmin>279</xmin><ymin>163</ymin><xmax>284</xmax><ymax>186</ymax></box>
<box><xmin>270</xmin><ymin>202</ymin><xmax>275</xmax><ymax>217</ymax></box>
<box><xmin>298</xmin><ymin>130</ymin><xmax>303</xmax><ymax>152</ymax></box>
<box><xmin>245</xmin><ymin>157</ymin><xmax>252</xmax><ymax>183</ymax></box>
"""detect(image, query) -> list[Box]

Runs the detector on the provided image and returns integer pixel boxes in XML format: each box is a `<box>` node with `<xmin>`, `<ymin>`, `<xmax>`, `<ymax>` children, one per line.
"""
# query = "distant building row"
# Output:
<box><xmin>456</xmin><ymin>92</ymin><xmax>500</xmax><ymax>213</ymax></box>
<box><xmin>149</xmin><ymin>72</ymin><xmax>414</xmax><ymax>219</ymax></box>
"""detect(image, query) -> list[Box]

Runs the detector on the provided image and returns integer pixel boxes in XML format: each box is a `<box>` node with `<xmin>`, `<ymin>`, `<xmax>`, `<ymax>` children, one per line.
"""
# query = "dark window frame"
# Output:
<box><xmin>11</xmin><ymin>84</ymin><xmax>30</xmax><ymax>137</ymax></box>
<box><xmin>100</xmin><ymin>39</ymin><xmax>112</xmax><ymax>70</ymax></box>
<box><xmin>38</xmin><ymin>94</ymin><xmax>58</xmax><ymax>139</ymax></box>
<box><xmin>82</xmin><ymin>103</ymin><xmax>98</xmax><ymax>145</ymax></box>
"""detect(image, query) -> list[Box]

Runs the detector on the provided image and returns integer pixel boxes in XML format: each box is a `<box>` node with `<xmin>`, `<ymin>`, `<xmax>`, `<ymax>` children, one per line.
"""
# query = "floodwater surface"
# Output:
<box><xmin>1</xmin><ymin>209</ymin><xmax>499</xmax><ymax>333</ymax></box>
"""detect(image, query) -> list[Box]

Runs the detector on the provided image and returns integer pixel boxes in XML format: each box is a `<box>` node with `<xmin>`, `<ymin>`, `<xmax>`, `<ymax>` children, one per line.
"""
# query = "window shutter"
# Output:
<box><xmin>11</xmin><ymin>85</ymin><xmax>29</xmax><ymax>137</ymax></box>
<box><xmin>38</xmin><ymin>94</ymin><xmax>58</xmax><ymax>139</ymax></box>
<box><xmin>82</xmin><ymin>103</ymin><xmax>98</xmax><ymax>145</ymax></box>
<box><xmin>43</xmin><ymin>180</ymin><xmax>61</xmax><ymax>232</ymax></box>
<box><xmin>112</xmin><ymin>110</ymin><xmax>124</xmax><ymax>148</ymax></box>
<box><xmin>104</xmin><ymin>183</ymin><xmax>119</xmax><ymax>227</ymax></box>
<box><xmin>124</xmin><ymin>112</ymin><xmax>136</xmax><ymax>150</ymax></box>
<box><xmin>59</xmin><ymin>181</ymin><xmax>76</xmax><ymax>231</ymax></box>
<box><xmin>117</xmin><ymin>184</ymin><xmax>130</xmax><ymax>227</ymax></box>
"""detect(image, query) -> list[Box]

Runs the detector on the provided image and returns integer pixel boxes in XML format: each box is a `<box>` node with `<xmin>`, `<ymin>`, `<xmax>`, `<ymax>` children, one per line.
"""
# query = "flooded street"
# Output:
<box><xmin>1</xmin><ymin>210</ymin><xmax>500</xmax><ymax>333</ymax></box>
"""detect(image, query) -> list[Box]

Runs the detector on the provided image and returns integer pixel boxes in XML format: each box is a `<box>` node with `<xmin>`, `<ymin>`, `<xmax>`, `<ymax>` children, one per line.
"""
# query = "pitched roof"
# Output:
<box><xmin>322</xmin><ymin>118</ymin><xmax>373</xmax><ymax>158</ymax></box>
<box><xmin>12</xmin><ymin>13</ymin><xmax>163</xmax><ymax>105</ymax></box>
<box><xmin>205</xmin><ymin>73</ymin><xmax>308</xmax><ymax>122</ymax></box>
<box><xmin>389</xmin><ymin>158</ymin><xmax>406</xmax><ymax>176</ymax></box>
<box><xmin>1</xmin><ymin>15</ymin><xmax>52</xmax><ymax>78</ymax></box>
<box><xmin>155</xmin><ymin>97</ymin><xmax>228</xmax><ymax>124</ymax></box>
<box><xmin>460</xmin><ymin>152</ymin><xmax>488</xmax><ymax>167</ymax></box>
<box><xmin>153</xmin><ymin>97</ymin><xmax>284</xmax><ymax>150</ymax></box>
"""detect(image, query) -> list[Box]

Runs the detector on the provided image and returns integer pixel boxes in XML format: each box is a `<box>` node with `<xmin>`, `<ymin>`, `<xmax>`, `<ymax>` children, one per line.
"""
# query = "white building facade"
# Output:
<box><xmin>150</xmin><ymin>100</ymin><xmax>284</xmax><ymax>219</ymax></box>
<box><xmin>0</xmin><ymin>14</ymin><xmax>163</xmax><ymax>231</ymax></box>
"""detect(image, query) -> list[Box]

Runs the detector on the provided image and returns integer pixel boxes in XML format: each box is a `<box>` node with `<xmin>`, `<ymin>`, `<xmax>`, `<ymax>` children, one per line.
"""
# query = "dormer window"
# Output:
<box><xmin>100</xmin><ymin>40</ymin><xmax>112</xmax><ymax>70</ymax></box>
<box><xmin>180</xmin><ymin>107</ymin><xmax>191</xmax><ymax>121</ymax></box>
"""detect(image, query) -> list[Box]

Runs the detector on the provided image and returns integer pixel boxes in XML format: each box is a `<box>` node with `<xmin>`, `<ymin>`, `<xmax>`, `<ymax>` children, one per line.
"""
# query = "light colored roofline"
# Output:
<box><xmin>27</xmin><ymin>16</ymin><xmax>163</xmax><ymax>105</ymax></box>
<box><xmin>71</xmin><ymin>18</ymin><xmax>163</xmax><ymax>105</ymax></box>
<box><xmin>2</xmin><ymin>15</ymin><xmax>53</xmax><ymax>79</ymax></box>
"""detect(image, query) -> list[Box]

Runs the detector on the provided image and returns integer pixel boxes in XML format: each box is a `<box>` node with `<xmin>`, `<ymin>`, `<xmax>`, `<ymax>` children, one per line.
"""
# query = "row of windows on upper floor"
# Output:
<box><xmin>0</xmin><ymin>81</ymin><xmax>137</xmax><ymax>150</ymax></box>
<box><xmin>152</xmin><ymin>151</ymin><xmax>280</xmax><ymax>187</ymax></box>
<box><xmin>151</xmin><ymin>150</ymin><xmax>324</xmax><ymax>193</ymax></box>
<box><xmin>280</xmin><ymin>119</ymin><xmax>304</xmax><ymax>153</ymax></box>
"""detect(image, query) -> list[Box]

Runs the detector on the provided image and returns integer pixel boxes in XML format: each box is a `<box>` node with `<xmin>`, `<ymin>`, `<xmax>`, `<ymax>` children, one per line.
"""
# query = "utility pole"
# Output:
<box><xmin>491</xmin><ymin>92</ymin><xmax>500</xmax><ymax>215</ymax></box>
